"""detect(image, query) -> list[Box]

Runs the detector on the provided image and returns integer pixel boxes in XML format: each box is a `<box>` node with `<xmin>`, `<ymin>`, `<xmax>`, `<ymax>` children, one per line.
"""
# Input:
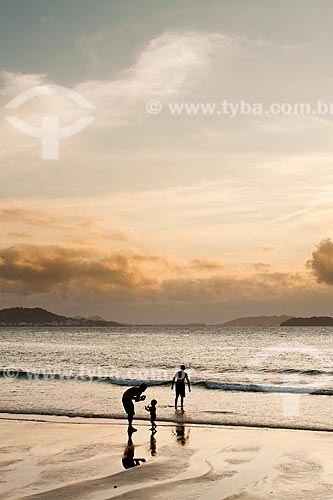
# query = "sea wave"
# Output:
<box><xmin>198</xmin><ymin>381</ymin><xmax>333</xmax><ymax>395</ymax></box>
<box><xmin>257</xmin><ymin>368</ymin><xmax>333</xmax><ymax>376</ymax></box>
<box><xmin>1</xmin><ymin>369</ymin><xmax>332</xmax><ymax>395</ymax></box>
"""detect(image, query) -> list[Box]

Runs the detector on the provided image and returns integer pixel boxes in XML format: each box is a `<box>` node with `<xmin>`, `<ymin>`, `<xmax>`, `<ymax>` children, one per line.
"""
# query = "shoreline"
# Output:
<box><xmin>1</xmin><ymin>414</ymin><xmax>333</xmax><ymax>500</ymax></box>
<box><xmin>0</xmin><ymin>411</ymin><xmax>332</xmax><ymax>433</ymax></box>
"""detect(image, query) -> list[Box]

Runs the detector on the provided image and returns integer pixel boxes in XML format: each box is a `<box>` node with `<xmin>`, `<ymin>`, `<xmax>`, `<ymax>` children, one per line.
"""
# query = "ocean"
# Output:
<box><xmin>1</xmin><ymin>326</ymin><xmax>333</xmax><ymax>431</ymax></box>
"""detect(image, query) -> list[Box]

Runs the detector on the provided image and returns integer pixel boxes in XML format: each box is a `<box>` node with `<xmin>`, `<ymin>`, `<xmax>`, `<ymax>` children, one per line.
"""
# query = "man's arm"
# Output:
<box><xmin>171</xmin><ymin>375</ymin><xmax>175</xmax><ymax>390</ymax></box>
<box><xmin>185</xmin><ymin>373</ymin><xmax>191</xmax><ymax>392</ymax></box>
<box><xmin>134</xmin><ymin>394</ymin><xmax>146</xmax><ymax>402</ymax></box>
<box><xmin>132</xmin><ymin>388</ymin><xmax>145</xmax><ymax>402</ymax></box>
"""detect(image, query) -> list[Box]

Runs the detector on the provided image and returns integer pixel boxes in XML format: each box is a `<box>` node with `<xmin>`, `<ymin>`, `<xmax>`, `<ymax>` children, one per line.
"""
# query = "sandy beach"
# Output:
<box><xmin>0</xmin><ymin>414</ymin><xmax>332</xmax><ymax>500</ymax></box>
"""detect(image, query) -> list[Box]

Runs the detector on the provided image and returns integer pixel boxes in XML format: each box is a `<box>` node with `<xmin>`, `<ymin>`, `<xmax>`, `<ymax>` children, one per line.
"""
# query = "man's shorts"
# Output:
<box><xmin>176</xmin><ymin>383</ymin><xmax>186</xmax><ymax>398</ymax></box>
<box><xmin>122</xmin><ymin>397</ymin><xmax>135</xmax><ymax>417</ymax></box>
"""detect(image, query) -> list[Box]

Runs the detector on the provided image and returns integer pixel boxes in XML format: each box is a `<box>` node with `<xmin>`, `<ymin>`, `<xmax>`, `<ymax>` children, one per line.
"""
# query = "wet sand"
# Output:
<box><xmin>0</xmin><ymin>413</ymin><xmax>332</xmax><ymax>500</ymax></box>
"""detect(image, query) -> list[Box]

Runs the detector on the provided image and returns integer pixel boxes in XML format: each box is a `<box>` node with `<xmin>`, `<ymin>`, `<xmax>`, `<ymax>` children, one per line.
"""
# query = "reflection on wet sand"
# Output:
<box><xmin>122</xmin><ymin>433</ymin><xmax>146</xmax><ymax>469</ymax></box>
<box><xmin>149</xmin><ymin>431</ymin><xmax>157</xmax><ymax>456</ymax></box>
<box><xmin>173</xmin><ymin>422</ymin><xmax>190</xmax><ymax>446</ymax></box>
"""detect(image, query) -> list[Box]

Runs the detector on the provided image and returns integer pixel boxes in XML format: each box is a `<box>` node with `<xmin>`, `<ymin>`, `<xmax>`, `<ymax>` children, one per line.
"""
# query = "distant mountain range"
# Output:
<box><xmin>281</xmin><ymin>316</ymin><xmax>333</xmax><ymax>326</ymax></box>
<box><xmin>221</xmin><ymin>315</ymin><xmax>294</xmax><ymax>327</ymax></box>
<box><xmin>0</xmin><ymin>307</ymin><xmax>124</xmax><ymax>327</ymax></box>
<box><xmin>1</xmin><ymin>308</ymin><xmax>332</xmax><ymax>328</ymax></box>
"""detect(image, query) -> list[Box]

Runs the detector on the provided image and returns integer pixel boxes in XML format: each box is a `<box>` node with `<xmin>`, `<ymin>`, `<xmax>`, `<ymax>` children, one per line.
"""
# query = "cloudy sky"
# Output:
<box><xmin>1</xmin><ymin>0</ymin><xmax>333</xmax><ymax>323</ymax></box>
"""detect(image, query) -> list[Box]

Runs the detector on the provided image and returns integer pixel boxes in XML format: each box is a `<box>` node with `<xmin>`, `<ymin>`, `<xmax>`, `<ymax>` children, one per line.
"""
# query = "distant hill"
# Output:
<box><xmin>73</xmin><ymin>314</ymin><xmax>106</xmax><ymax>321</ymax></box>
<box><xmin>0</xmin><ymin>307</ymin><xmax>123</xmax><ymax>327</ymax></box>
<box><xmin>222</xmin><ymin>315</ymin><xmax>294</xmax><ymax>327</ymax></box>
<box><xmin>88</xmin><ymin>315</ymin><xmax>106</xmax><ymax>322</ymax></box>
<box><xmin>281</xmin><ymin>316</ymin><xmax>333</xmax><ymax>326</ymax></box>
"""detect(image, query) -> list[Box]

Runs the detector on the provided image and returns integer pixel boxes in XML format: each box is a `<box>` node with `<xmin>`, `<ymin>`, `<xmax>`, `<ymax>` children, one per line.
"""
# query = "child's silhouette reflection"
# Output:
<box><xmin>149</xmin><ymin>431</ymin><xmax>157</xmax><ymax>456</ymax></box>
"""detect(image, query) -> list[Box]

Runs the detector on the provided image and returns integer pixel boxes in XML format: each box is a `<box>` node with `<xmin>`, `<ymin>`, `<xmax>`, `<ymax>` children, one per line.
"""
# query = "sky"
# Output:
<box><xmin>1</xmin><ymin>0</ymin><xmax>333</xmax><ymax>323</ymax></box>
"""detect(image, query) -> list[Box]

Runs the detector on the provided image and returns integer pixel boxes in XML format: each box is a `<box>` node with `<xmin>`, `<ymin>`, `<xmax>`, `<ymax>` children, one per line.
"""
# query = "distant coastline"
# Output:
<box><xmin>1</xmin><ymin>307</ymin><xmax>333</xmax><ymax>327</ymax></box>
<box><xmin>281</xmin><ymin>316</ymin><xmax>333</xmax><ymax>326</ymax></box>
<box><xmin>221</xmin><ymin>315</ymin><xmax>294</xmax><ymax>327</ymax></box>
<box><xmin>0</xmin><ymin>307</ymin><xmax>124</xmax><ymax>327</ymax></box>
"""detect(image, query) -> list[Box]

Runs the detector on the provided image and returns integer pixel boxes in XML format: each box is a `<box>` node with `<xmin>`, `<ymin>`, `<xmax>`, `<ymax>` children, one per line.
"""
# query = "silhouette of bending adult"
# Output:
<box><xmin>122</xmin><ymin>383</ymin><xmax>147</xmax><ymax>432</ymax></box>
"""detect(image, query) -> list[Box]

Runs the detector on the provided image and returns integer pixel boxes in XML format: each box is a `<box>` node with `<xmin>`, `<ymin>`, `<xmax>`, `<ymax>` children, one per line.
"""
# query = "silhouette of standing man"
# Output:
<box><xmin>171</xmin><ymin>365</ymin><xmax>191</xmax><ymax>411</ymax></box>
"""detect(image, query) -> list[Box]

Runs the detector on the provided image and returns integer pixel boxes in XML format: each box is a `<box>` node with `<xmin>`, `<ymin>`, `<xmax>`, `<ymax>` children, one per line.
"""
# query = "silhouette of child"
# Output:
<box><xmin>145</xmin><ymin>399</ymin><xmax>157</xmax><ymax>432</ymax></box>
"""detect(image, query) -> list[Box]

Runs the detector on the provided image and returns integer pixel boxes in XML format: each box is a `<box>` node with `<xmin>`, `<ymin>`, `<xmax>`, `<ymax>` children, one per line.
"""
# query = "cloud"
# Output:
<box><xmin>0</xmin><ymin>245</ymin><xmax>156</xmax><ymax>294</ymax></box>
<box><xmin>251</xmin><ymin>262</ymin><xmax>271</xmax><ymax>271</ymax></box>
<box><xmin>250</xmin><ymin>38</ymin><xmax>308</xmax><ymax>51</ymax></box>
<box><xmin>278</xmin><ymin>43</ymin><xmax>308</xmax><ymax>50</ymax></box>
<box><xmin>0</xmin><ymin>71</ymin><xmax>46</xmax><ymax>98</ymax></box>
<box><xmin>158</xmin><ymin>271</ymin><xmax>308</xmax><ymax>303</ymax></box>
<box><xmin>126</xmin><ymin>31</ymin><xmax>228</xmax><ymax>93</ymax></box>
<box><xmin>0</xmin><ymin>243</ymin><xmax>309</xmax><ymax>304</ymax></box>
<box><xmin>2</xmin><ymin>30</ymin><xmax>300</xmax><ymax>131</ymax></box>
<box><xmin>0</xmin><ymin>204</ymin><xmax>66</xmax><ymax>226</ymax></box>
<box><xmin>307</xmin><ymin>238</ymin><xmax>333</xmax><ymax>285</ymax></box>
<box><xmin>0</xmin><ymin>30</ymin><xmax>235</xmax><ymax>162</ymax></box>
<box><xmin>75</xmin><ymin>31</ymin><xmax>232</xmax><ymax>126</ymax></box>
<box><xmin>0</xmin><ymin>30</ymin><xmax>325</xmax><ymax>168</ymax></box>
<box><xmin>0</xmin><ymin>203</ymin><xmax>132</xmax><ymax>245</ymax></box>
<box><xmin>0</xmin><ymin>30</ymin><xmax>227</xmax><ymax>109</ymax></box>
<box><xmin>6</xmin><ymin>232</ymin><xmax>33</xmax><ymax>240</ymax></box>
<box><xmin>190</xmin><ymin>257</ymin><xmax>224</xmax><ymax>271</ymax></box>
